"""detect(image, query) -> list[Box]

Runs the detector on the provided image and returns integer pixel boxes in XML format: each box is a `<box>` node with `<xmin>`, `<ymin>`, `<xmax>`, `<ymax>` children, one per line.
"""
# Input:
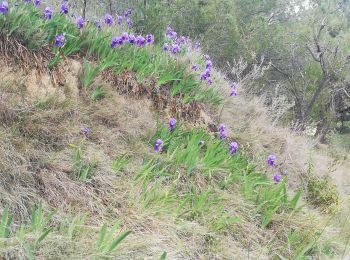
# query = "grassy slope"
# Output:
<box><xmin>0</xmin><ymin>2</ymin><xmax>349</xmax><ymax>259</ymax></box>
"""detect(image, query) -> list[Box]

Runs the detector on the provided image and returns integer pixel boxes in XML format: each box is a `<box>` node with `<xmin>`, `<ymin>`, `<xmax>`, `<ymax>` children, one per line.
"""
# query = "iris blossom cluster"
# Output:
<box><xmin>267</xmin><ymin>154</ymin><xmax>283</xmax><ymax>183</ymax></box>
<box><xmin>0</xmin><ymin>1</ymin><xmax>8</xmax><ymax>14</ymax></box>
<box><xmin>199</xmin><ymin>54</ymin><xmax>214</xmax><ymax>85</ymax></box>
<box><xmin>163</xmin><ymin>26</ymin><xmax>190</xmax><ymax>56</ymax></box>
<box><xmin>110</xmin><ymin>32</ymin><xmax>153</xmax><ymax>48</ymax></box>
<box><xmin>114</xmin><ymin>9</ymin><xmax>133</xmax><ymax>28</ymax></box>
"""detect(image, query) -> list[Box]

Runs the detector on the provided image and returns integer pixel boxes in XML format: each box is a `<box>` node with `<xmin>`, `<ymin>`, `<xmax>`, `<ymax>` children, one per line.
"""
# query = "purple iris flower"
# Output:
<box><xmin>171</xmin><ymin>44</ymin><xmax>180</xmax><ymax>54</ymax></box>
<box><xmin>219</xmin><ymin>124</ymin><xmax>226</xmax><ymax>132</ymax></box>
<box><xmin>128</xmin><ymin>34</ymin><xmax>136</xmax><ymax>44</ymax></box>
<box><xmin>80</xmin><ymin>127</ymin><xmax>91</xmax><ymax>136</ymax></box>
<box><xmin>110</xmin><ymin>36</ymin><xmax>123</xmax><ymax>48</ymax></box>
<box><xmin>219</xmin><ymin>129</ymin><xmax>228</xmax><ymax>140</ymax></box>
<box><xmin>179</xmin><ymin>36</ymin><xmax>188</xmax><ymax>44</ymax></box>
<box><xmin>205</xmin><ymin>68</ymin><xmax>211</xmax><ymax>77</ymax></box>
<box><xmin>136</xmin><ymin>36</ymin><xmax>146</xmax><ymax>47</ymax></box>
<box><xmin>163</xmin><ymin>43</ymin><xmax>169</xmax><ymax>51</ymax></box>
<box><xmin>192</xmin><ymin>65</ymin><xmax>198</xmax><ymax>71</ymax></box>
<box><xmin>200</xmin><ymin>73</ymin><xmax>207</xmax><ymax>81</ymax></box>
<box><xmin>126</xmin><ymin>18</ymin><xmax>133</xmax><ymax>28</ymax></box>
<box><xmin>166</xmin><ymin>26</ymin><xmax>177</xmax><ymax>39</ymax></box>
<box><xmin>44</xmin><ymin>7</ymin><xmax>53</xmax><ymax>19</ymax></box>
<box><xmin>154</xmin><ymin>139</ymin><xmax>164</xmax><ymax>153</ymax></box>
<box><xmin>204</xmin><ymin>54</ymin><xmax>210</xmax><ymax>61</ymax></box>
<box><xmin>273</xmin><ymin>173</ymin><xmax>281</xmax><ymax>183</ymax></box>
<box><xmin>206</xmin><ymin>60</ymin><xmax>212</xmax><ymax>69</ymax></box>
<box><xmin>60</xmin><ymin>3</ymin><xmax>69</xmax><ymax>14</ymax></box>
<box><xmin>207</xmin><ymin>78</ymin><xmax>213</xmax><ymax>85</ymax></box>
<box><xmin>219</xmin><ymin>124</ymin><xmax>227</xmax><ymax>139</ymax></box>
<box><xmin>121</xmin><ymin>32</ymin><xmax>129</xmax><ymax>41</ymax></box>
<box><xmin>230</xmin><ymin>88</ymin><xmax>237</xmax><ymax>97</ymax></box>
<box><xmin>55</xmin><ymin>34</ymin><xmax>65</xmax><ymax>47</ymax></box>
<box><xmin>34</xmin><ymin>0</ymin><xmax>41</xmax><ymax>7</ymax></box>
<box><xmin>194</xmin><ymin>42</ymin><xmax>201</xmax><ymax>50</ymax></box>
<box><xmin>267</xmin><ymin>154</ymin><xmax>276</xmax><ymax>166</ymax></box>
<box><xmin>124</xmin><ymin>9</ymin><xmax>131</xmax><ymax>18</ymax></box>
<box><xmin>94</xmin><ymin>20</ymin><xmax>102</xmax><ymax>31</ymax></box>
<box><xmin>166</xmin><ymin>26</ymin><xmax>173</xmax><ymax>35</ymax></box>
<box><xmin>104</xmin><ymin>14</ymin><xmax>113</xmax><ymax>26</ymax></box>
<box><xmin>146</xmin><ymin>34</ymin><xmax>154</xmax><ymax>45</ymax></box>
<box><xmin>76</xmin><ymin>17</ymin><xmax>84</xmax><ymax>29</ymax></box>
<box><xmin>0</xmin><ymin>1</ymin><xmax>8</xmax><ymax>14</ymax></box>
<box><xmin>117</xmin><ymin>15</ymin><xmax>123</xmax><ymax>25</ymax></box>
<box><xmin>229</xmin><ymin>142</ymin><xmax>238</xmax><ymax>155</ymax></box>
<box><xmin>169</xmin><ymin>118</ymin><xmax>177</xmax><ymax>132</ymax></box>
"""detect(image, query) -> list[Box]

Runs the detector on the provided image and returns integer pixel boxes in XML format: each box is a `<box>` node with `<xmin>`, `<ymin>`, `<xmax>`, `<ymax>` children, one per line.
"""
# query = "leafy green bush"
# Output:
<box><xmin>307</xmin><ymin>175</ymin><xmax>339</xmax><ymax>213</ymax></box>
<box><xmin>0</xmin><ymin>3</ymin><xmax>221</xmax><ymax>106</ymax></box>
<box><xmin>136</xmin><ymin>123</ymin><xmax>302</xmax><ymax>228</ymax></box>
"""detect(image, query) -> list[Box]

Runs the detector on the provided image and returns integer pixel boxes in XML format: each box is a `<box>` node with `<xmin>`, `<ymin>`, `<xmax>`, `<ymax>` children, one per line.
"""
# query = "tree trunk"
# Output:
<box><xmin>108</xmin><ymin>0</ymin><xmax>113</xmax><ymax>14</ymax></box>
<box><xmin>303</xmin><ymin>77</ymin><xmax>327</xmax><ymax>124</ymax></box>
<box><xmin>82</xmin><ymin>0</ymin><xmax>87</xmax><ymax>19</ymax></box>
<box><xmin>143</xmin><ymin>0</ymin><xmax>147</xmax><ymax>20</ymax></box>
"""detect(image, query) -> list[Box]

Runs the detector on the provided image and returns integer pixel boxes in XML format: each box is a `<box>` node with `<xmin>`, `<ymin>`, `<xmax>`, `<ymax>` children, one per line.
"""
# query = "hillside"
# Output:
<box><xmin>0</xmin><ymin>1</ymin><xmax>349</xmax><ymax>259</ymax></box>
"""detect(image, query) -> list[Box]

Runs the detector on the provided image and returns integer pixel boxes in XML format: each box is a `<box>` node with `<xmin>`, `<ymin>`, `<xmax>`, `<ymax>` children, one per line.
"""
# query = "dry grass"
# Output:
<box><xmin>0</xmin><ymin>59</ymin><xmax>348</xmax><ymax>259</ymax></box>
<box><xmin>212</xmin><ymin>70</ymin><xmax>349</xmax><ymax>196</ymax></box>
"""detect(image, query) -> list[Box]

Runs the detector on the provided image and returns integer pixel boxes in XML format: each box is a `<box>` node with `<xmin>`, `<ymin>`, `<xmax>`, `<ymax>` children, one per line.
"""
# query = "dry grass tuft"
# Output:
<box><xmin>0</xmin><ymin>56</ymin><xmax>348</xmax><ymax>259</ymax></box>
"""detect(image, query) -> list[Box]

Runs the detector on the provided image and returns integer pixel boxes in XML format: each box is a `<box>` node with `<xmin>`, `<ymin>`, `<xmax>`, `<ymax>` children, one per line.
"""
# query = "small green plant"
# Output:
<box><xmin>307</xmin><ymin>174</ymin><xmax>339</xmax><ymax>213</ymax></box>
<box><xmin>112</xmin><ymin>154</ymin><xmax>131</xmax><ymax>173</ymax></box>
<box><xmin>0</xmin><ymin>206</ymin><xmax>13</xmax><ymax>238</ymax></box>
<box><xmin>160</xmin><ymin>252</ymin><xmax>167</xmax><ymax>260</ymax></box>
<box><xmin>91</xmin><ymin>86</ymin><xmax>106</xmax><ymax>101</ymax></box>
<box><xmin>285</xmin><ymin>227</ymin><xmax>322</xmax><ymax>259</ymax></box>
<box><xmin>66</xmin><ymin>213</ymin><xmax>87</xmax><ymax>240</ymax></box>
<box><xmin>21</xmin><ymin>226</ymin><xmax>52</xmax><ymax>260</ymax></box>
<box><xmin>16</xmin><ymin>203</ymin><xmax>55</xmax><ymax>259</ymax></box>
<box><xmin>96</xmin><ymin>223</ymin><xmax>131</xmax><ymax>254</ymax></box>
<box><xmin>71</xmin><ymin>145</ymin><xmax>97</xmax><ymax>181</ymax></box>
<box><xmin>30</xmin><ymin>203</ymin><xmax>55</xmax><ymax>232</ymax></box>
<box><xmin>177</xmin><ymin>188</ymin><xmax>221</xmax><ymax>220</ymax></box>
<box><xmin>82</xmin><ymin>61</ymin><xmax>101</xmax><ymax>89</ymax></box>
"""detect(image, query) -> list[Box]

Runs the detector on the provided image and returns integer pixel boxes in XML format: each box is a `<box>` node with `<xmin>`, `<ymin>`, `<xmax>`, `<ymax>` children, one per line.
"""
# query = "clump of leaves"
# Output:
<box><xmin>307</xmin><ymin>175</ymin><xmax>339</xmax><ymax>213</ymax></box>
<box><xmin>97</xmin><ymin>223</ymin><xmax>131</xmax><ymax>254</ymax></box>
<box><xmin>70</xmin><ymin>145</ymin><xmax>97</xmax><ymax>181</ymax></box>
<box><xmin>0</xmin><ymin>206</ymin><xmax>13</xmax><ymax>238</ymax></box>
<box><xmin>91</xmin><ymin>86</ymin><xmax>106</xmax><ymax>101</ymax></box>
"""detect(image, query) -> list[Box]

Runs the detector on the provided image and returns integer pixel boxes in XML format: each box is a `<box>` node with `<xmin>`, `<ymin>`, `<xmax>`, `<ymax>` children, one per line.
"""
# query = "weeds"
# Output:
<box><xmin>307</xmin><ymin>174</ymin><xmax>339</xmax><ymax>213</ymax></box>
<box><xmin>71</xmin><ymin>145</ymin><xmax>97</xmax><ymax>181</ymax></box>
<box><xmin>91</xmin><ymin>86</ymin><xmax>106</xmax><ymax>101</ymax></box>
<box><xmin>0</xmin><ymin>206</ymin><xmax>12</xmax><ymax>238</ymax></box>
<box><xmin>97</xmin><ymin>224</ymin><xmax>131</xmax><ymax>254</ymax></box>
<box><xmin>112</xmin><ymin>154</ymin><xmax>131</xmax><ymax>173</ymax></box>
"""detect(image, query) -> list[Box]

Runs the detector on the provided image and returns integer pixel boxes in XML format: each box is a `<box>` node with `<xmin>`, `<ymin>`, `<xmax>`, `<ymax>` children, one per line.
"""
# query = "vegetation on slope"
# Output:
<box><xmin>0</xmin><ymin>1</ymin><xmax>348</xmax><ymax>259</ymax></box>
